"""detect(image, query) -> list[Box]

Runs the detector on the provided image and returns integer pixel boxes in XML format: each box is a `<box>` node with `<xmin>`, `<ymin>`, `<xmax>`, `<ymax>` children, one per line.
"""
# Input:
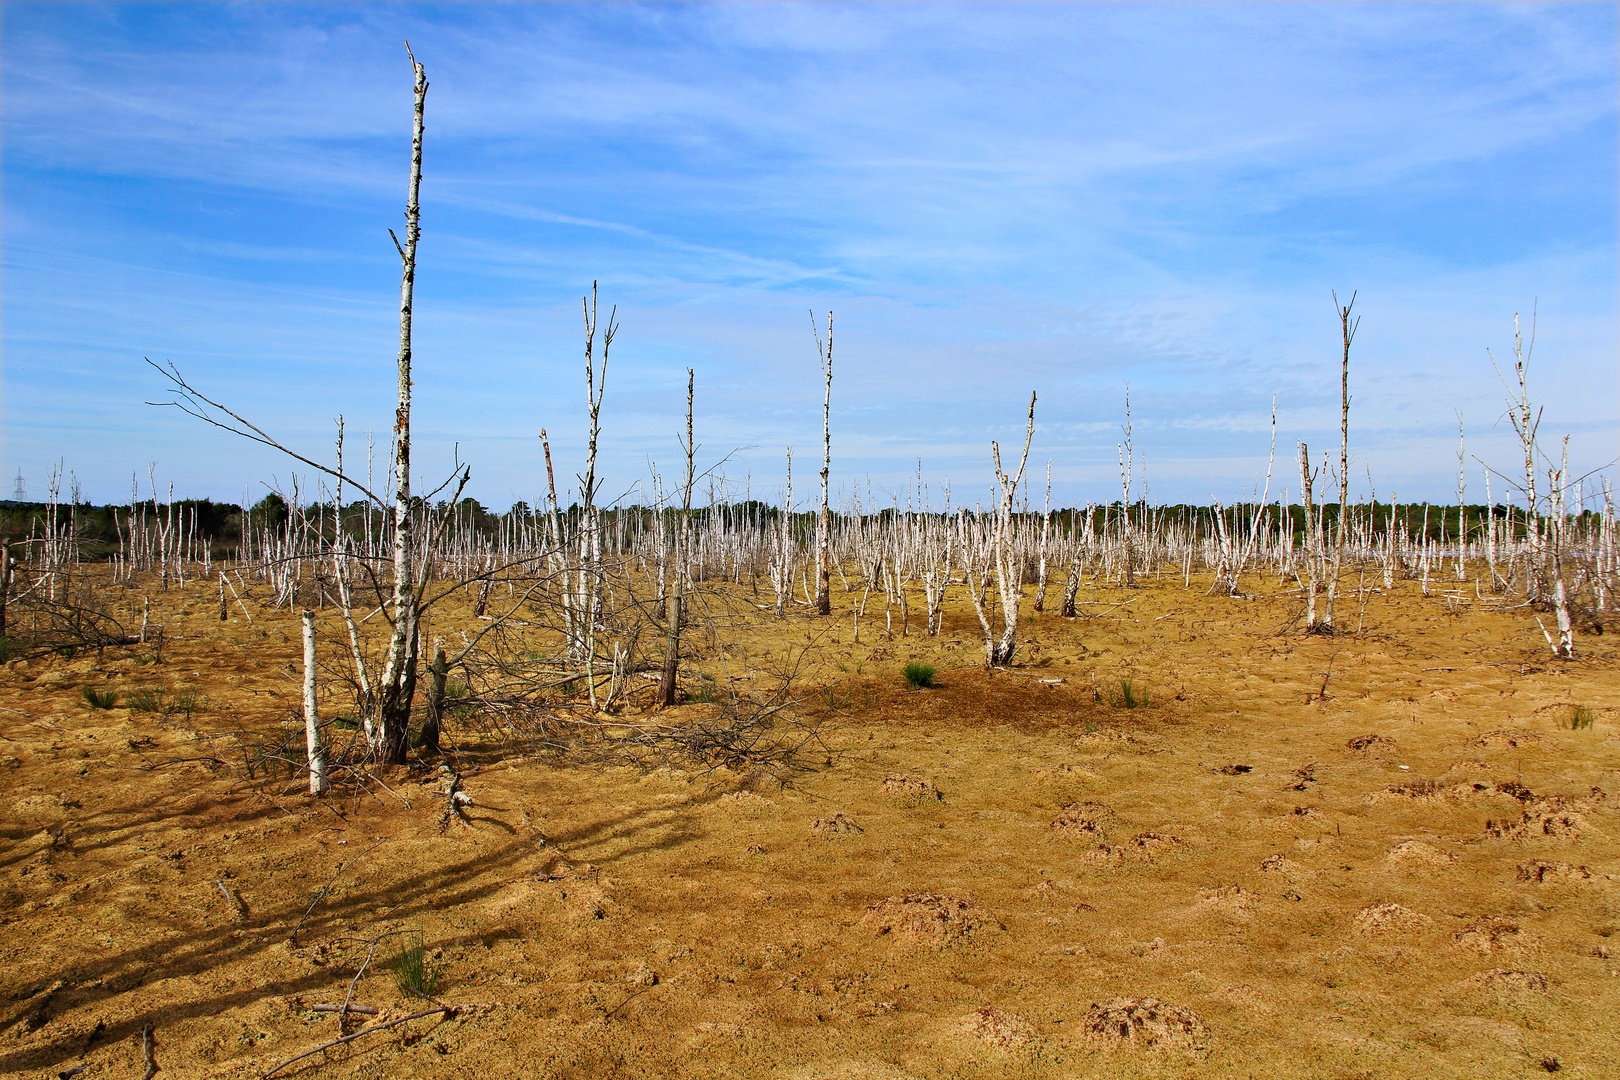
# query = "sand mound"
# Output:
<box><xmin>1386</xmin><ymin>841</ymin><xmax>1457</xmax><ymax>868</ymax></box>
<box><xmin>881</xmin><ymin>774</ymin><xmax>942</xmax><ymax>806</ymax></box>
<box><xmin>1453</xmin><ymin>916</ymin><xmax>1538</xmax><ymax>955</ymax></box>
<box><xmin>1371</xmin><ymin>778</ymin><xmax>1534</xmax><ymax>806</ymax></box>
<box><xmin>1220</xmin><ymin>983</ymin><xmax>1275</xmax><ymax>1016</ymax></box>
<box><xmin>1258</xmin><ymin>853</ymin><xmax>1309</xmax><ymax>878</ymax></box>
<box><xmin>1048</xmin><ymin>801</ymin><xmax>1115</xmax><ymax>840</ymax></box>
<box><xmin>954</xmin><ymin>1006</ymin><xmax>1038</xmax><ymax>1051</ymax></box>
<box><xmin>1195</xmin><ymin>885</ymin><xmax>1257</xmax><ymax>911</ymax></box>
<box><xmin>811</xmin><ymin>812</ymin><xmax>864</xmax><ymax>838</ymax></box>
<box><xmin>1470</xmin><ymin>968</ymin><xmax>1547</xmax><ymax>992</ymax></box>
<box><xmin>780</xmin><ymin>1060</ymin><xmax>916</xmax><ymax>1080</ymax></box>
<box><xmin>862</xmin><ymin>892</ymin><xmax>991</xmax><ymax>947</ymax></box>
<box><xmin>1032</xmin><ymin>762</ymin><xmax>1100</xmax><ymax>780</ymax></box>
<box><xmin>719</xmin><ymin>790</ymin><xmax>777</xmax><ymax>812</ymax></box>
<box><xmin>1346</xmin><ymin>734</ymin><xmax>1397</xmax><ymax>753</ymax></box>
<box><xmin>557</xmin><ymin>879</ymin><xmax>611</xmax><ymax>921</ymax></box>
<box><xmin>1468</xmin><ymin>729</ymin><xmax>1540</xmax><ymax>750</ymax></box>
<box><xmin>10</xmin><ymin>794</ymin><xmax>68</xmax><ymax>820</ymax></box>
<box><xmin>1368</xmin><ymin>779</ymin><xmax>1443</xmax><ymax>803</ymax></box>
<box><xmin>1514</xmin><ymin>860</ymin><xmax>1591</xmax><ymax>883</ymax></box>
<box><xmin>1074</xmin><ymin>728</ymin><xmax>1136</xmax><ymax>752</ymax></box>
<box><xmin>1352</xmin><ymin>903</ymin><xmax>1433</xmax><ymax>935</ymax></box>
<box><xmin>1081</xmin><ymin>832</ymin><xmax>1184</xmax><ymax>865</ymax></box>
<box><xmin>1080</xmin><ymin>997</ymin><xmax>1207</xmax><ymax>1051</ymax></box>
<box><xmin>1485</xmin><ymin>800</ymin><xmax>1588</xmax><ymax>842</ymax></box>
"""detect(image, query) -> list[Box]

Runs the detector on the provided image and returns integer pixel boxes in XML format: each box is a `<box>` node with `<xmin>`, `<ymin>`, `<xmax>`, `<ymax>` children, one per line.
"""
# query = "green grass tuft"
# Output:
<box><xmin>394</xmin><ymin>931</ymin><xmax>442</xmax><ymax>998</ymax></box>
<box><xmin>693</xmin><ymin>672</ymin><xmax>718</xmax><ymax>704</ymax></box>
<box><xmin>81</xmin><ymin>686</ymin><xmax>120</xmax><ymax>710</ymax></box>
<box><xmin>1106</xmin><ymin>679</ymin><xmax>1149</xmax><ymax>709</ymax></box>
<box><xmin>902</xmin><ymin>662</ymin><xmax>937</xmax><ymax>689</ymax></box>
<box><xmin>1563</xmin><ymin>704</ymin><xmax>1595</xmax><ymax>731</ymax></box>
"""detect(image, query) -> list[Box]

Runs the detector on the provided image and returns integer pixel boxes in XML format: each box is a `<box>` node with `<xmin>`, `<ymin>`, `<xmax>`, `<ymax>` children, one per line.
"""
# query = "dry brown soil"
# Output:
<box><xmin>3</xmin><ymin>572</ymin><xmax>1618</xmax><ymax>1079</ymax></box>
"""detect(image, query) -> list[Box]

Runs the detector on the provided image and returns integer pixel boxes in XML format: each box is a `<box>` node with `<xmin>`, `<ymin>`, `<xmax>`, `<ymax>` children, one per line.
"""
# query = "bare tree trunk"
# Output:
<box><xmin>1224</xmin><ymin>398</ymin><xmax>1277</xmax><ymax>596</ymax></box>
<box><xmin>1325</xmin><ymin>291</ymin><xmax>1358</xmax><ymax>632</ymax></box>
<box><xmin>1033</xmin><ymin>463</ymin><xmax>1051</xmax><ymax>611</ymax></box>
<box><xmin>1118</xmin><ymin>388</ymin><xmax>1135</xmax><ymax>587</ymax></box>
<box><xmin>1455</xmin><ymin>413</ymin><xmax>1468</xmax><ymax>580</ymax></box>
<box><xmin>658</xmin><ymin>370</ymin><xmax>696</xmax><ymax>707</ymax></box>
<box><xmin>1299</xmin><ymin>442</ymin><xmax>1322</xmax><ymax>634</ymax></box>
<box><xmin>812</xmin><ymin>311</ymin><xmax>833</xmax><ymax>616</ymax></box>
<box><xmin>771</xmin><ymin>448</ymin><xmax>794</xmax><ymax>619</ymax></box>
<box><xmin>302</xmin><ymin>609</ymin><xmax>328</xmax><ymax>795</ymax></box>
<box><xmin>983</xmin><ymin>392</ymin><xmax>1037</xmax><ymax>666</ymax></box>
<box><xmin>374</xmin><ymin>47</ymin><xmax>428</xmax><ymax>764</ymax></box>
<box><xmin>421</xmin><ymin>640</ymin><xmax>447</xmax><ymax>755</ymax></box>
<box><xmin>0</xmin><ymin>540</ymin><xmax>11</xmax><ymax>638</ymax></box>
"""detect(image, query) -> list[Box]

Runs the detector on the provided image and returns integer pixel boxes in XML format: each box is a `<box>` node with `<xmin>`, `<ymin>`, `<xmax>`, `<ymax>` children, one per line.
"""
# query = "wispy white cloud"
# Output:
<box><xmin>2</xmin><ymin>2</ymin><xmax>1614</xmax><ymax>506</ymax></box>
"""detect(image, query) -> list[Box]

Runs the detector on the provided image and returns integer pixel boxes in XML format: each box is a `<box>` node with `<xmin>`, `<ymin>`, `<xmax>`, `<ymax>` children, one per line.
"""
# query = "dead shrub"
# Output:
<box><xmin>1080</xmin><ymin>997</ymin><xmax>1206</xmax><ymax>1051</ymax></box>
<box><xmin>862</xmin><ymin>892</ymin><xmax>991</xmax><ymax>948</ymax></box>
<box><xmin>1259</xmin><ymin>853</ymin><xmax>1307</xmax><ymax>876</ymax></box>
<box><xmin>1470</xmin><ymin>968</ymin><xmax>1547</xmax><ymax>992</ymax></box>
<box><xmin>955</xmin><ymin>1006</ymin><xmax>1038</xmax><ymax>1051</ymax></box>
<box><xmin>1082</xmin><ymin>832</ymin><xmax>1184</xmax><ymax>865</ymax></box>
<box><xmin>1486</xmin><ymin>798</ymin><xmax>1588</xmax><ymax>842</ymax></box>
<box><xmin>1514</xmin><ymin>860</ymin><xmax>1591</xmax><ymax>884</ymax></box>
<box><xmin>1386</xmin><ymin>841</ymin><xmax>1456</xmax><ymax>868</ymax></box>
<box><xmin>810</xmin><ymin>812</ymin><xmax>863</xmax><ymax>839</ymax></box>
<box><xmin>1370</xmin><ymin>778</ymin><xmax>1443</xmax><ymax>803</ymax></box>
<box><xmin>1048</xmin><ymin>801</ymin><xmax>1114</xmax><ymax>840</ymax></box>
<box><xmin>882</xmin><ymin>774</ymin><xmax>942</xmax><ymax>807</ymax></box>
<box><xmin>1452</xmin><ymin>915</ymin><xmax>1537</xmax><ymax>955</ymax></box>
<box><xmin>1352</xmin><ymin>902</ymin><xmax>1433</xmax><ymax>936</ymax></box>
<box><xmin>1468</xmin><ymin>729</ymin><xmax>1541</xmax><ymax>750</ymax></box>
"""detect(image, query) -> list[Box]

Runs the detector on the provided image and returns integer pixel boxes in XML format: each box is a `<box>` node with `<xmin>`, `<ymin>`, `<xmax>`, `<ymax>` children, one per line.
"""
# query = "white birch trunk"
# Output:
<box><xmin>302</xmin><ymin>609</ymin><xmax>328</xmax><ymax>795</ymax></box>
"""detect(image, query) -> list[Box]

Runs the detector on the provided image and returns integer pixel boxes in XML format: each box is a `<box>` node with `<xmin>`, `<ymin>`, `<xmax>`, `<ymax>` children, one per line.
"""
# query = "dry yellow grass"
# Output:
<box><xmin>2</xmin><ymin>572</ymin><xmax>1617</xmax><ymax>1078</ymax></box>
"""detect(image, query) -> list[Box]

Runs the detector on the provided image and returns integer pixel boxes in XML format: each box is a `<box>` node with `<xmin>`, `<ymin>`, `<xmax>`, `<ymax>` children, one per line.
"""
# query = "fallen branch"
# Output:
<box><xmin>0</xmin><ymin>704</ymin><xmax>62</xmax><ymax>730</ymax></box>
<box><xmin>260</xmin><ymin>1007</ymin><xmax>451</xmax><ymax>1078</ymax></box>
<box><xmin>139</xmin><ymin>1023</ymin><xmax>158</xmax><ymax>1080</ymax></box>
<box><xmin>289</xmin><ymin>840</ymin><xmax>387</xmax><ymax>946</ymax></box>
<box><xmin>308</xmin><ymin>1004</ymin><xmax>379</xmax><ymax>1016</ymax></box>
<box><xmin>216</xmin><ymin>879</ymin><xmax>247</xmax><ymax>920</ymax></box>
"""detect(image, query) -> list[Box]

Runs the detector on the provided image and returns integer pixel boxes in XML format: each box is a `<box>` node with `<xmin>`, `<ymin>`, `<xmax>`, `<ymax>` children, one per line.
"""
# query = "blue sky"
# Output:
<box><xmin>3</xmin><ymin>2</ymin><xmax>1615</xmax><ymax>510</ymax></box>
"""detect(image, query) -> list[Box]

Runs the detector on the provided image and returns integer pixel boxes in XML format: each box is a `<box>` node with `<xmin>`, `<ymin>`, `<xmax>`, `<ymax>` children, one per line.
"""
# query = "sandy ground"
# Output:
<box><xmin>2</xmin><ymin>571</ymin><xmax>1618</xmax><ymax>1079</ymax></box>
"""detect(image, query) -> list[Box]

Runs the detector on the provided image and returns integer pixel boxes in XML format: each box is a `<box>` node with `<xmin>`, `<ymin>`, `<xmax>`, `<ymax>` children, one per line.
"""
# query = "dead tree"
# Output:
<box><xmin>1455</xmin><ymin>412</ymin><xmax>1468</xmax><ymax>581</ymax></box>
<box><xmin>1218</xmin><ymin>397</ymin><xmax>1277</xmax><ymax>596</ymax></box>
<box><xmin>1118</xmin><ymin>387</ymin><xmax>1136</xmax><ymax>586</ymax></box>
<box><xmin>301</xmin><ymin>609</ymin><xmax>328</xmax><ymax>794</ymax></box>
<box><xmin>1299</xmin><ymin>442</ymin><xmax>1326</xmax><ymax>634</ymax></box>
<box><xmin>769</xmin><ymin>448</ymin><xmax>794</xmax><ymax>619</ymax></box>
<box><xmin>1033</xmin><ymin>462</ymin><xmax>1051</xmax><ymax>611</ymax></box>
<box><xmin>810</xmin><ymin>311</ymin><xmax>833</xmax><ymax>616</ymax></box>
<box><xmin>1488</xmin><ymin>309</ymin><xmax>1578</xmax><ymax>657</ymax></box>
<box><xmin>657</xmin><ymin>370</ymin><xmax>697</xmax><ymax>707</ymax></box>
<box><xmin>373</xmin><ymin>46</ymin><xmax>430</xmax><ymax>763</ymax></box>
<box><xmin>1323</xmin><ymin>291</ymin><xmax>1358</xmax><ymax>631</ymax></box>
<box><xmin>965</xmin><ymin>392</ymin><xmax>1037</xmax><ymax>666</ymax></box>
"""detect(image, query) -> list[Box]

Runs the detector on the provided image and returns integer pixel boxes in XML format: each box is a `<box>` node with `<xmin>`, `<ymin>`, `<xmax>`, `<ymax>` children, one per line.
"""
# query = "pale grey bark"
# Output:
<box><xmin>301</xmin><ymin>609</ymin><xmax>328</xmax><ymax>795</ymax></box>
<box><xmin>375</xmin><ymin>47</ymin><xmax>429</xmax><ymax>763</ymax></box>
<box><xmin>811</xmin><ymin>311</ymin><xmax>833</xmax><ymax>616</ymax></box>
<box><xmin>1325</xmin><ymin>291</ymin><xmax>1358</xmax><ymax>631</ymax></box>
<box><xmin>976</xmin><ymin>392</ymin><xmax>1037</xmax><ymax>666</ymax></box>
<box><xmin>657</xmin><ymin>370</ymin><xmax>695</xmax><ymax>707</ymax></box>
